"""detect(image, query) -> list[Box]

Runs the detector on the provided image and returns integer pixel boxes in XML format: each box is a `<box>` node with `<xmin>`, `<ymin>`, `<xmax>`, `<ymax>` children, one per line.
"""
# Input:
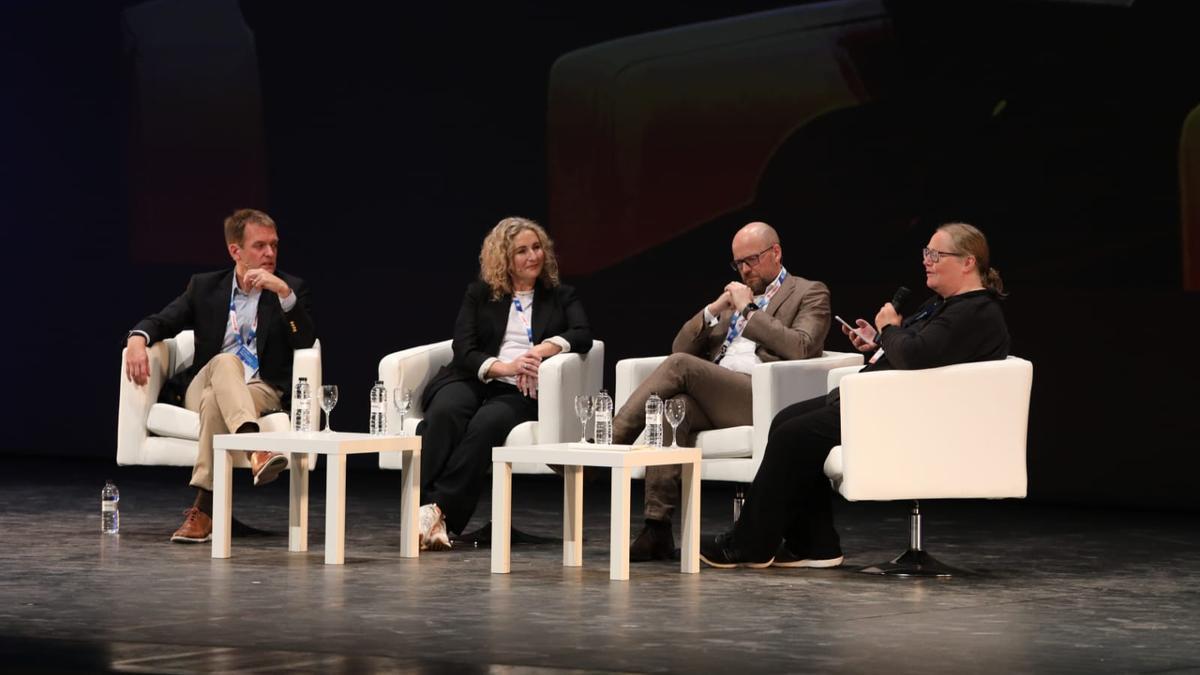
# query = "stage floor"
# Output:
<box><xmin>1</xmin><ymin>455</ymin><xmax>1197</xmax><ymax>674</ymax></box>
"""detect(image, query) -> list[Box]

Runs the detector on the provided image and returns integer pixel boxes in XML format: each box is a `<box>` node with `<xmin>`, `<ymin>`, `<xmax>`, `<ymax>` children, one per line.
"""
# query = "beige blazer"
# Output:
<box><xmin>671</xmin><ymin>273</ymin><xmax>831</xmax><ymax>363</ymax></box>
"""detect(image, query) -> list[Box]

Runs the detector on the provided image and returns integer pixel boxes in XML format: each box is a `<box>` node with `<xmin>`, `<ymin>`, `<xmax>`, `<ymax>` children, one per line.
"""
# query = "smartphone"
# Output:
<box><xmin>834</xmin><ymin>315</ymin><xmax>875</xmax><ymax>343</ymax></box>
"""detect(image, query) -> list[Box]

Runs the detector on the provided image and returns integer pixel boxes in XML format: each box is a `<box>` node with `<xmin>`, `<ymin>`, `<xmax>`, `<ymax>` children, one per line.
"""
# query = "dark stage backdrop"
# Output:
<box><xmin>2</xmin><ymin>0</ymin><xmax>1197</xmax><ymax>511</ymax></box>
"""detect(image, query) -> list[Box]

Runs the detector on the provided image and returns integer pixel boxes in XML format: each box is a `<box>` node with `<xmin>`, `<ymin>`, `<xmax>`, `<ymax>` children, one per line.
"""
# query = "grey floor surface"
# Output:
<box><xmin>1</xmin><ymin>455</ymin><xmax>1198</xmax><ymax>674</ymax></box>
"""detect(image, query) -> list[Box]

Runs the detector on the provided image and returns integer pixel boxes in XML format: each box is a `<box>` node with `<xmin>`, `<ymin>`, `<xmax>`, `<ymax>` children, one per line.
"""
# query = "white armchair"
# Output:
<box><xmin>378</xmin><ymin>340</ymin><xmax>605</xmax><ymax>474</ymax></box>
<box><xmin>822</xmin><ymin>356</ymin><xmax>1033</xmax><ymax>576</ymax></box>
<box><xmin>116</xmin><ymin>330</ymin><xmax>321</xmax><ymax>470</ymax></box>
<box><xmin>614</xmin><ymin>351</ymin><xmax>864</xmax><ymax>483</ymax></box>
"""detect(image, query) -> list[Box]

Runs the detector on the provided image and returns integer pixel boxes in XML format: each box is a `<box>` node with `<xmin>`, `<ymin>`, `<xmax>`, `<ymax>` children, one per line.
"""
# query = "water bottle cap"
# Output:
<box><xmin>299</xmin><ymin>376</ymin><xmax>308</xmax><ymax>381</ymax></box>
<box><xmin>376</xmin><ymin>380</ymin><xmax>383</xmax><ymax>385</ymax></box>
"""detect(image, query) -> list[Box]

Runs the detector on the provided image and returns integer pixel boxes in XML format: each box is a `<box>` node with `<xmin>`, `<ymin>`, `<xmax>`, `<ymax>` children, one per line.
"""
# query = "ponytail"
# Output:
<box><xmin>983</xmin><ymin>266</ymin><xmax>1007</xmax><ymax>298</ymax></box>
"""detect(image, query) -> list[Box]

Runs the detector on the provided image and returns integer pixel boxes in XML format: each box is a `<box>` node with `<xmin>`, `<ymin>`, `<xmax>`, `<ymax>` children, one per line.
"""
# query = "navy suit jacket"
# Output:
<box><xmin>130</xmin><ymin>268</ymin><xmax>316</xmax><ymax>406</ymax></box>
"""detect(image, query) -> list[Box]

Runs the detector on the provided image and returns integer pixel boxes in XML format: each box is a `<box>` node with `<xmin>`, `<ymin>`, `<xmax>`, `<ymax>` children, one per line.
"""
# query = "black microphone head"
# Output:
<box><xmin>891</xmin><ymin>286</ymin><xmax>911</xmax><ymax>313</ymax></box>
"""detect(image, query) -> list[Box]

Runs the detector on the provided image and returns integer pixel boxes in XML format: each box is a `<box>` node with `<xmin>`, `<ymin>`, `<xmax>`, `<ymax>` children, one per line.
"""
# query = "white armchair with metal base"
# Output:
<box><xmin>822</xmin><ymin>356</ymin><xmax>1033</xmax><ymax>577</ymax></box>
<box><xmin>116</xmin><ymin>330</ymin><xmax>322</xmax><ymax>471</ymax></box>
<box><xmin>377</xmin><ymin>340</ymin><xmax>605</xmax><ymax>474</ymax></box>
<box><xmin>614</xmin><ymin>352</ymin><xmax>864</xmax><ymax>491</ymax></box>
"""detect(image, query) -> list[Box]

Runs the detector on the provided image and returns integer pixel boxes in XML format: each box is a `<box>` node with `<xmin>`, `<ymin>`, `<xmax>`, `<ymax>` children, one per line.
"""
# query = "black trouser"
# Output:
<box><xmin>417</xmin><ymin>379</ymin><xmax>537</xmax><ymax>534</ymax></box>
<box><xmin>731</xmin><ymin>393</ymin><xmax>842</xmax><ymax>561</ymax></box>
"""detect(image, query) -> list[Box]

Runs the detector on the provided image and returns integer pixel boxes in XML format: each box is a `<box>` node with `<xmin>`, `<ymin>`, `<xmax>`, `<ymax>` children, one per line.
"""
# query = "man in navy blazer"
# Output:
<box><xmin>124</xmin><ymin>209</ymin><xmax>315</xmax><ymax>543</ymax></box>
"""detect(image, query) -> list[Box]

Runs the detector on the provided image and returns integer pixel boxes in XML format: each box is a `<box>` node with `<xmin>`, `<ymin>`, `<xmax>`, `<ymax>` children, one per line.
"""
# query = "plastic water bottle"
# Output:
<box><xmin>594</xmin><ymin>390</ymin><xmax>613</xmax><ymax>445</ymax></box>
<box><xmin>644</xmin><ymin>392</ymin><xmax>663</xmax><ymax>447</ymax></box>
<box><xmin>101</xmin><ymin>480</ymin><xmax>119</xmax><ymax>534</ymax></box>
<box><xmin>369</xmin><ymin>380</ymin><xmax>388</xmax><ymax>435</ymax></box>
<box><xmin>293</xmin><ymin>377</ymin><xmax>311</xmax><ymax>432</ymax></box>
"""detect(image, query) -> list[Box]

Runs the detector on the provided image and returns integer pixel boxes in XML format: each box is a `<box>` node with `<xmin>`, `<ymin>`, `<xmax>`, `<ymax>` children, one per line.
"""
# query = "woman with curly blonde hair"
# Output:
<box><xmin>415</xmin><ymin>217</ymin><xmax>592</xmax><ymax>550</ymax></box>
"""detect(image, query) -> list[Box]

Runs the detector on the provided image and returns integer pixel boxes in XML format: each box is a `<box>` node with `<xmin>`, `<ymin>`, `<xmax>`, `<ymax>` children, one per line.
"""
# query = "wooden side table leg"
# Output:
<box><xmin>400</xmin><ymin>449</ymin><xmax>420</xmax><ymax>558</ymax></box>
<box><xmin>610</xmin><ymin>465</ymin><xmax>632</xmax><ymax>581</ymax></box>
<box><xmin>491</xmin><ymin>460</ymin><xmax>513</xmax><ymax>574</ymax></box>
<box><xmin>325</xmin><ymin>454</ymin><xmax>347</xmax><ymax>565</ymax></box>
<box><xmin>563</xmin><ymin>465</ymin><xmax>583</xmax><ymax>567</ymax></box>
<box><xmin>212</xmin><ymin>448</ymin><xmax>233</xmax><ymax>559</ymax></box>
<box><xmin>288</xmin><ymin>453</ymin><xmax>309</xmax><ymax>553</ymax></box>
<box><xmin>680</xmin><ymin>460</ymin><xmax>700</xmax><ymax>574</ymax></box>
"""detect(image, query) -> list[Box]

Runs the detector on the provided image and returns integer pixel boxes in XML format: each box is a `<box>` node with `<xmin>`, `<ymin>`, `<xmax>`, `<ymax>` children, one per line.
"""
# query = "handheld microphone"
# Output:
<box><xmin>890</xmin><ymin>286</ymin><xmax>911</xmax><ymax>314</ymax></box>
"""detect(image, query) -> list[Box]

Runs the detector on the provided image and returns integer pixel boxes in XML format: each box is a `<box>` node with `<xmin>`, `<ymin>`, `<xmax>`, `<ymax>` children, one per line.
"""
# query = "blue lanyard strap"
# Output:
<box><xmin>512</xmin><ymin>295</ymin><xmax>534</xmax><ymax>344</ymax></box>
<box><xmin>229</xmin><ymin>291</ymin><xmax>258</xmax><ymax>347</ymax></box>
<box><xmin>902</xmin><ymin>298</ymin><xmax>942</xmax><ymax>327</ymax></box>
<box><xmin>720</xmin><ymin>267</ymin><xmax>788</xmax><ymax>348</ymax></box>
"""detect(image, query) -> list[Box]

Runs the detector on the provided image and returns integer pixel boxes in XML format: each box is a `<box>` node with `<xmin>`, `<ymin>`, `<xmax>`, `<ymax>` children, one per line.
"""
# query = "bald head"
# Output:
<box><xmin>734</xmin><ymin>221</ymin><xmax>779</xmax><ymax>249</ymax></box>
<box><xmin>731</xmin><ymin>221</ymin><xmax>783</xmax><ymax>293</ymax></box>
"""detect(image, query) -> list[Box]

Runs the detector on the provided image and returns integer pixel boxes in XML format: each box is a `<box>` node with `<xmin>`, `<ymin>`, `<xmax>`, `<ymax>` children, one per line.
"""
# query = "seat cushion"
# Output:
<box><xmin>823</xmin><ymin>445</ymin><xmax>843</xmax><ymax>486</ymax></box>
<box><xmin>147</xmin><ymin>405</ymin><xmax>290</xmax><ymax>441</ymax></box>
<box><xmin>147</xmin><ymin>404</ymin><xmax>200</xmax><ymax>440</ymax></box>
<box><xmin>695</xmin><ymin>426</ymin><xmax>753</xmax><ymax>459</ymax></box>
<box><xmin>504</xmin><ymin>421</ymin><xmax>538</xmax><ymax>446</ymax></box>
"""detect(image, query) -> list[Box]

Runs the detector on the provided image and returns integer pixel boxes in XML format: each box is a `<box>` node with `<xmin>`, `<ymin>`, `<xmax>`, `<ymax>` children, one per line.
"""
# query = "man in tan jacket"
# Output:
<box><xmin>612</xmin><ymin>221</ymin><xmax>831</xmax><ymax>561</ymax></box>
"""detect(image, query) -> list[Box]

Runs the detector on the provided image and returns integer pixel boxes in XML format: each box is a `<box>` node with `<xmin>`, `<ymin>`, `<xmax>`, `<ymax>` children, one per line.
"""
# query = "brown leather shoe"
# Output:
<box><xmin>171</xmin><ymin>507</ymin><xmax>212</xmax><ymax>543</ymax></box>
<box><xmin>250</xmin><ymin>451</ymin><xmax>288</xmax><ymax>486</ymax></box>
<box><xmin>630</xmin><ymin>519</ymin><xmax>675</xmax><ymax>562</ymax></box>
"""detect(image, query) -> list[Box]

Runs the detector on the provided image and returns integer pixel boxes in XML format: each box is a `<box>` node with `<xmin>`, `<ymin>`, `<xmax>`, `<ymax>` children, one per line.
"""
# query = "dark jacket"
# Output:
<box><xmin>422</xmin><ymin>279</ymin><xmax>592</xmax><ymax>409</ymax></box>
<box><xmin>129</xmin><ymin>268</ymin><xmax>316</xmax><ymax>407</ymax></box>
<box><xmin>826</xmin><ymin>289</ymin><xmax>1009</xmax><ymax>407</ymax></box>
<box><xmin>868</xmin><ymin>288</ymin><xmax>1010</xmax><ymax>372</ymax></box>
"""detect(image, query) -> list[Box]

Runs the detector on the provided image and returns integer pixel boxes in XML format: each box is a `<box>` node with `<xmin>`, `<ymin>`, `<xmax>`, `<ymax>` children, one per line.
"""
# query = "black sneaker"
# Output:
<box><xmin>630</xmin><ymin>519</ymin><xmax>674</xmax><ymax>562</ymax></box>
<box><xmin>699</xmin><ymin>532</ymin><xmax>774</xmax><ymax>569</ymax></box>
<box><xmin>771</xmin><ymin>542</ymin><xmax>844</xmax><ymax>568</ymax></box>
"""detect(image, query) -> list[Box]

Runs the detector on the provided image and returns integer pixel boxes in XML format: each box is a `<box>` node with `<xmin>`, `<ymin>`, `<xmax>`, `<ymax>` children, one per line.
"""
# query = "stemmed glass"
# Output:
<box><xmin>393</xmin><ymin>388</ymin><xmax>412</xmax><ymax>436</ymax></box>
<box><xmin>320</xmin><ymin>385</ymin><xmax>339</xmax><ymax>432</ymax></box>
<box><xmin>573</xmin><ymin>394</ymin><xmax>594</xmax><ymax>443</ymax></box>
<box><xmin>664</xmin><ymin>398</ymin><xmax>686</xmax><ymax>447</ymax></box>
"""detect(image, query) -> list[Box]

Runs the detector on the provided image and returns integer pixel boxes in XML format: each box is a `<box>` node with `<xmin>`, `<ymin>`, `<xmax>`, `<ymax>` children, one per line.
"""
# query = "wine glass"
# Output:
<box><xmin>393</xmin><ymin>388</ymin><xmax>412</xmax><ymax>436</ymax></box>
<box><xmin>664</xmin><ymin>398</ymin><xmax>686</xmax><ymax>447</ymax></box>
<box><xmin>320</xmin><ymin>385</ymin><xmax>339</xmax><ymax>432</ymax></box>
<box><xmin>573</xmin><ymin>394</ymin><xmax>594</xmax><ymax>443</ymax></box>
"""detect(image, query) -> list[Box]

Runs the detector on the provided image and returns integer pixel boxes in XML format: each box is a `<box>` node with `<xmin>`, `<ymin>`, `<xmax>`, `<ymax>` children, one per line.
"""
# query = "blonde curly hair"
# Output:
<box><xmin>479</xmin><ymin>217</ymin><xmax>560</xmax><ymax>300</ymax></box>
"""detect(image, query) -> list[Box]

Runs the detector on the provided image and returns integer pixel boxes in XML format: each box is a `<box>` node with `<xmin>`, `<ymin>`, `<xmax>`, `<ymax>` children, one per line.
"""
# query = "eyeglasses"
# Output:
<box><xmin>730</xmin><ymin>246</ymin><xmax>775</xmax><ymax>271</ymax></box>
<box><xmin>922</xmin><ymin>247</ymin><xmax>965</xmax><ymax>263</ymax></box>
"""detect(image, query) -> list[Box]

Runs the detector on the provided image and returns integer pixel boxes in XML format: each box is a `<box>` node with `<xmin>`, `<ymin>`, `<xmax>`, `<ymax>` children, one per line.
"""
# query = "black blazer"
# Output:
<box><xmin>422</xmin><ymin>279</ymin><xmax>592</xmax><ymax>409</ymax></box>
<box><xmin>129</xmin><ymin>268</ymin><xmax>316</xmax><ymax>406</ymax></box>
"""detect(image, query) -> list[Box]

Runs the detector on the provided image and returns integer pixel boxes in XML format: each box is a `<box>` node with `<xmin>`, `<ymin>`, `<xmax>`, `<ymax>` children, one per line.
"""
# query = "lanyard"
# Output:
<box><xmin>512</xmin><ymin>293</ymin><xmax>534</xmax><ymax>344</ymax></box>
<box><xmin>720</xmin><ymin>268</ymin><xmax>787</xmax><ymax>350</ymax></box>
<box><xmin>229</xmin><ymin>290</ymin><xmax>258</xmax><ymax>347</ymax></box>
<box><xmin>903</xmin><ymin>298</ymin><xmax>941</xmax><ymax>326</ymax></box>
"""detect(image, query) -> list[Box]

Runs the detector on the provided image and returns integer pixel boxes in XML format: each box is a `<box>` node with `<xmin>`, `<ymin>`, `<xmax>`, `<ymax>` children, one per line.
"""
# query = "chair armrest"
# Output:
<box><xmin>827</xmin><ymin>365</ymin><xmax>863</xmax><ymax>393</ymax></box>
<box><xmin>749</xmin><ymin>351</ymin><xmax>863</xmax><ymax>468</ymax></box>
<box><xmin>116</xmin><ymin>339</ymin><xmax>172</xmax><ymax>465</ymax></box>
<box><xmin>380</xmin><ymin>340</ymin><xmax>454</xmax><ymax>432</ymax></box>
<box><xmin>837</xmin><ymin>357</ymin><xmax>1032</xmax><ymax>501</ymax></box>
<box><xmin>535</xmin><ymin>340</ymin><xmax>605</xmax><ymax>444</ymax></box>
<box><xmin>614</xmin><ymin>355</ymin><xmax>669</xmax><ymax>410</ymax></box>
<box><xmin>535</xmin><ymin>353</ymin><xmax>583</xmax><ymax>444</ymax></box>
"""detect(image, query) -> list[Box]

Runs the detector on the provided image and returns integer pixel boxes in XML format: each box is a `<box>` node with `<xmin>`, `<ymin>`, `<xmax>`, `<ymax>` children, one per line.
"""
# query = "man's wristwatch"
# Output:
<box><xmin>742</xmin><ymin>303</ymin><xmax>759</xmax><ymax>317</ymax></box>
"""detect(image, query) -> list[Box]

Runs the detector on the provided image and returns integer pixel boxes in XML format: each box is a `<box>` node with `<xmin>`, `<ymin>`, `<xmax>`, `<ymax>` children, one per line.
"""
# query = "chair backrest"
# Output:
<box><xmin>835</xmin><ymin>356</ymin><xmax>1032</xmax><ymax>501</ymax></box>
<box><xmin>379</xmin><ymin>340</ymin><xmax>454</xmax><ymax>420</ymax></box>
<box><xmin>168</xmin><ymin>330</ymin><xmax>196</xmax><ymax>377</ymax></box>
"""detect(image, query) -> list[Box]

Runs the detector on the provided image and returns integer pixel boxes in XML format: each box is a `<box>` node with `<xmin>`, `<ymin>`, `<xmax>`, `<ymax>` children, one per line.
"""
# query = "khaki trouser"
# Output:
<box><xmin>184</xmin><ymin>353</ymin><xmax>281</xmax><ymax>491</ymax></box>
<box><xmin>611</xmin><ymin>352</ymin><xmax>752</xmax><ymax>522</ymax></box>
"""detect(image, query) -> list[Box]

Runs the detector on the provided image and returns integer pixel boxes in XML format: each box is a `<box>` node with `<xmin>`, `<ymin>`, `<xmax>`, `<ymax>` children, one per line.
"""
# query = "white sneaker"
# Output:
<box><xmin>419</xmin><ymin>503</ymin><xmax>452</xmax><ymax>551</ymax></box>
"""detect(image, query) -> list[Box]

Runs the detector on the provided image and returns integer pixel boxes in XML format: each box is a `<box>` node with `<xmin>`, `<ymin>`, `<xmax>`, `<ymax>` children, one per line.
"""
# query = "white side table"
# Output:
<box><xmin>212</xmin><ymin>431</ymin><xmax>421</xmax><ymax>565</ymax></box>
<box><xmin>491</xmin><ymin>443</ymin><xmax>701</xmax><ymax>581</ymax></box>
